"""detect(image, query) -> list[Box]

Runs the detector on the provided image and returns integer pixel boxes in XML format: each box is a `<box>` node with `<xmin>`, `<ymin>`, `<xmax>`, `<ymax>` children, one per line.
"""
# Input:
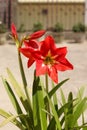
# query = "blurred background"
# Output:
<box><xmin>0</xmin><ymin>0</ymin><xmax>86</xmax><ymax>31</ymax></box>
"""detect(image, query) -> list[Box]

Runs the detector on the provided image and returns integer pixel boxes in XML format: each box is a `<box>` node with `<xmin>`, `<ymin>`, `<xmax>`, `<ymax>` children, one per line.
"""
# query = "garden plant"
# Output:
<box><xmin>0</xmin><ymin>23</ymin><xmax>87</xmax><ymax>130</ymax></box>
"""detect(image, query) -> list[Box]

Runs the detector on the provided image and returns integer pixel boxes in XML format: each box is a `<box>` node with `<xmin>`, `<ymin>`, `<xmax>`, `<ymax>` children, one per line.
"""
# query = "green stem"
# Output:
<box><xmin>45</xmin><ymin>74</ymin><xmax>51</xmax><ymax>122</ymax></box>
<box><xmin>17</xmin><ymin>50</ymin><xmax>32</xmax><ymax>108</ymax></box>
<box><xmin>45</xmin><ymin>74</ymin><xmax>48</xmax><ymax>93</ymax></box>
<box><xmin>18</xmin><ymin>50</ymin><xmax>34</xmax><ymax>129</ymax></box>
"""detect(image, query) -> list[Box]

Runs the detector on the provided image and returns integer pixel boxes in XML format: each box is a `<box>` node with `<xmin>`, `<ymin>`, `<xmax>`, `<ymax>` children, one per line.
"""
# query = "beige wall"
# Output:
<box><xmin>11</xmin><ymin>0</ymin><xmax>18</xmax><ymax>26</ymax></box>
<box><xmin>16</xmin><ymin>3</ymin><xmax>85</xmax><ymax>31</ymax></box>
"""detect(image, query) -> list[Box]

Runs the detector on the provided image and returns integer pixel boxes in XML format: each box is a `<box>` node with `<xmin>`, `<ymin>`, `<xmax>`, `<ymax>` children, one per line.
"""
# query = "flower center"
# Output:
<box><xmin>44</xmin><ymin>56</ymin><xmax>54</xmax><ymax>65</ymax></box>
<box><xmin>44</xmin><ymin>51</ymin><xmax>54</xmax><ymax>65</ymax></box>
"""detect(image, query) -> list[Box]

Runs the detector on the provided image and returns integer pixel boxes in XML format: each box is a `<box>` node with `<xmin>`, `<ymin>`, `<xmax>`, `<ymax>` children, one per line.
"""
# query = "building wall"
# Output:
<box><xmin>11</xmin><ymin>0</ymin><xmax>18</xmax><ymax>26</ymax></box>
<box><xmin>85</xmin><ymin>0</ymin><xmax>87</xmax><ymax>26</ymax></box>
<box><xmin>0</xmin><ymin>0</ymin><xmax>17</xmax><ymax>29</ymax></box>
<box><xmin>17</xmin><ymin>2</ymin><xmax>85</xmax><ymax>31</ymax></box>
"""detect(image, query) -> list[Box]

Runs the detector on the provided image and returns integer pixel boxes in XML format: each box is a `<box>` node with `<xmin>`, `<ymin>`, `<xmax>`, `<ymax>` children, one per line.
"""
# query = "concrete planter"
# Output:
<box><xmin>0</xmin><ymin>33</ymin><xmax>6</xmax><ymax>45</ymax></box>
<box><xmin>73</xmin><ymin>32</ymin><xmax>86</xmax><ymax>43</ymax></box>
<box><xmin>52</xmin><ymin>32</ymin><xmax>64</xmax><ymax>43</ymax></box>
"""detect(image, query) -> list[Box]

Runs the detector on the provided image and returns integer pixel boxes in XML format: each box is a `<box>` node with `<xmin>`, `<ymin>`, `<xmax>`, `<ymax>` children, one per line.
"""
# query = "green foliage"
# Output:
<box><xmin>18</xmin><ymin>24</ymin><xmax>25</xmax><ymax>32</ymax></box>
<box><xmin>0</xmin><ymin>23</ymin><xmax>7</xmax><ymax>33</ymax></box>
<box><xmin>1</xmin><ymin>69</ymin><xmax>87</xmax><ymax>130</ymax></box>
<box><xmin>33</xmin><ymin>22</ymin><xmax>43</xmax><ymax>32</ymax></box>
<box><xmin>72</xmin><ymin>23</ymin><xmax>86</xmax><ymax>32</ymax></box>
<box><xmin>53</xmin><ymin>23</ymin><xmax>64</xmax><ymax>32</ymax></box>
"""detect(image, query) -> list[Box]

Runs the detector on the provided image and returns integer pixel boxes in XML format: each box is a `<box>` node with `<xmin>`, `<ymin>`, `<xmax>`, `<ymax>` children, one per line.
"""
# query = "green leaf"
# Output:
<box><xmin>32</xmin><ymin>75</ymin><xmax>47</xmax><ymax>130</ymax></box>
<box><xmin>6</xmin><ymin>68</ymin><xmax>32</xmax><ymax>114</ymax></box>
<box><xmin>45</xmin><ymin>90</ymin><xmax>62</xmax><ymax>130</ymax></box>
<box><xmin>2</xmin><ymin>77</ymin><xmax>23</xmax><ymax>116</ymax></box>
<box><xmin>0</xmin><ymin>115</ymin><xmax>19</xmax><ymax>127</ymax></box>
<box><xmin>60</xmin><ymin>88</ymin><xmax>66</xmax><ymax>105</ymax></box>
<box><xmin>77</xmin><ymin>87</ymin><xmax>85</xmax><ymax>100</ymax></box>
<box><xmin>58</xmin><ymin>99</ymin><xmax>76</xmax><ymax>117</ymax></box>
<box><xmin>47</xmin><ymin>117</ymin><xmax>56</xmax><ymax>130</ymax></box>
<box><xmin>63</xmin><ymin>92</ymin><xmax>74</xmax><ymax>130</ymax></box>
<box><xmin>2</xmin><ymin>78</ymin><xmax>30</xmax><ymax>128</ymax></box>
<box><xmin>67</xmin><ymin>92</ymin><xmax>73</xmax><ymax>114</ymax></box>
<box><xmin>68</xmin><ymin>97</ymin><xmax>87</xmax><ymax>127</ymax></box>
<box><xmin>76</xmin><ymin>87</ymin><xmax>86</xmax><ymax>125</ymax></box>
<box><xmin>52</xmin><ymin>81</ymin><xmax>58</xmax><ymax>111</ymax></box>
<box><xmin>33</xmin><ymin>76</ymin><xmax>41</xmax><ymax>130</ymax></box>
<box><xmin>38</xmin><ymin>85</ymin><xmax>47</xmax><ymax>130</ymax></box>
<box><xmin>0</xmin><ymin>109</ymin><xmax>11</xmax><ymax>118</ymax></box>
<box><xmin>0</xmin><ymin>109</ymin><xmax>25</xmax><ymax>130</ymax></box>
<box><xmin>6</xmin><ymin>68</ymin><xmax>33</xmax><ymax>129</ymax></box>
<box><xmin>70</xmin><ymin>124</ymin><xmax>87</xmax><ymax>130</ymax></box>
<box><xmin>44</xmin><ymin>78</ymin><xmax>69</xmax><ymax>103</ymax></box>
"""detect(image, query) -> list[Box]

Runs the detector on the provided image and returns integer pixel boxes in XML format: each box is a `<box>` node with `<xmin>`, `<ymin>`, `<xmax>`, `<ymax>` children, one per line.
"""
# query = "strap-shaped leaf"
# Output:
<box><xmin>67</xmin><ymin>92</ymin><xmax>73</xmax><ymax>114</ymax></box>
<box><xmin>45</xmin><ymin>90</ymin><xmax>62</xmax><ymax>130</ymax></box>
<box><xmin>2</xmin><ymin>77</ymin><xmax>26</xmax><ymax>125</ymax></box>
<box><xmin>68</xmin><ymin>97</ymin><xmax>87</xmax><ymax>127</ymax></box>
<box><xmin>6</xmin><ymin>68</ymin><xmax>33</xmax><ymax>128</ymax></box>
<box><xmin>60</xmin><ymin>88</ymin><xmax>66</xmax><ymax>105</ymax></box>
<box><xmin>47</xmin><ymin>117</ymin><xmax>56</xmax><ymax>130</ymax></box>
<box><xmin>0</xmin><ymin>109</ymin><xmax>25</xmax><ymax>130</ymax></box>
<box><xmin>44</xmin><ymin>78</ymin><xmax>69</xmax><ymax>103</ymax></box>
<box><xmin>7</xmin><ymin>68</ymin><xmax>32</xmax><ymax>114</ymax></box>
<box><xmin>33</xmin><ymin>75</ymin><xmax>47</xmax><ymax>130</ymax></box>
<box><xmin>52</xmin><ymin>82</ymin><xmax>58</xmax><ymax>111</ymax></box>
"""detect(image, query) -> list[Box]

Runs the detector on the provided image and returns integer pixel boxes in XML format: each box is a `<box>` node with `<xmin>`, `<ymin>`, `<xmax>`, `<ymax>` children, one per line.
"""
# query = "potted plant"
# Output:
<box><xmin>32</xmin><ymin>22</ymin><xmax>45</xmax><ymax>41</ymax></box>
<box><xmin>0</xmin><ymin>23</ymin><xmax>7</xmax><ymax>45</ymax></box>
<box><xmin>72</xmin><ymin>23</ymin><xmax>86</xmax><ymax>43</ymax></box>
<box><xmin>33</xmin><ymin>22</ymin><xmax>43</xmax><ymax>32</ymax></box>
<box><xmin>52</xmin><ymin>22</ymin><xmax>64</xmax><ymax>43</ymax></box>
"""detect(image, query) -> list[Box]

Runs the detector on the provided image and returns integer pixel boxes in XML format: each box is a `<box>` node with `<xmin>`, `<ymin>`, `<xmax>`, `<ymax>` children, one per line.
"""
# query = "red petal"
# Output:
<box><xmin>36</xmin><ymin>59</ymin><xmax>58</xmax><ymax>83</ymax></box>
<box><xmin>27</xmin><ymin>58</ymin><xmax>35</xmax><ymax>68</ymax></box>
<box><xmin>36</xmin><ymin>60</ymin><xmax>47</xmax><ymax>76</ymax></box>
<box><xmin>40</xmin><ymin>36</ymin><xmax>56</xmax><ymax>56</ymax></box>
<box><xmin>19</xmin><ymin>47</ymin><xmax>35</xmax><ymax>67</ymax></box>
<box><xmin>19</xmin><ymin>48</ymin><xmax>34</xmax><ymax>58</ymax></box>
<box><xmin>56</xmin><ymin>47</ymin><xmax>67</xmax><ymax>56</ymax></box>
<box><xmin>30</xmin><ymin>30</ymin><xmax>45</xmax><ymax>39</ymax></box>
<box><xmin>55</xmin><ymin>58</ymin><xmax>73</xmax><ymax>71</ymax></box>
<box><xmin>48</xmin><ymin>66</ymin><xmax>58</xmax><ymax>83</ymax></box>
<box><xmin>24</xmin><ymin>40</ymin><xmax>39</xmax><ymax>49</ymax></box>
<box><xmin>11</xmin><ymin>23</ymin><xmax>17</xmax><ymax>38</ymax></box>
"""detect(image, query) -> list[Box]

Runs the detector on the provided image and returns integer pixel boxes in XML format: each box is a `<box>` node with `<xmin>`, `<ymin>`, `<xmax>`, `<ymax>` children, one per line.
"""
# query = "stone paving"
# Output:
<box><xmin>0</xmin><ymin>41</ymin><xmax>87</xmax><ymax>130</ymax></box>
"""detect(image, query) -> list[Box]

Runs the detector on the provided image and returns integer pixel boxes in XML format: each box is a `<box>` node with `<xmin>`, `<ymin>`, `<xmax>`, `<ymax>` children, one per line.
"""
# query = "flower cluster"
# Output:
<box><xmin>11</xmin><ymin>23</ymin><xmax>73</xmax><ymax>83</ymax></box>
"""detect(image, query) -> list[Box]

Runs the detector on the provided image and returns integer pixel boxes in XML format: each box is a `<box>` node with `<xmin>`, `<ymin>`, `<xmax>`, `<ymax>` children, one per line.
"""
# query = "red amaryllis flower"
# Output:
<box><xmin>32</xmin><ymin>36</ymin><xmax>73</xmax><ymax>83</ymax></box>
<box><xmin>11</xmin><ymin>23</ymin><xmax>18</xmax><ymax>39</ymax></box>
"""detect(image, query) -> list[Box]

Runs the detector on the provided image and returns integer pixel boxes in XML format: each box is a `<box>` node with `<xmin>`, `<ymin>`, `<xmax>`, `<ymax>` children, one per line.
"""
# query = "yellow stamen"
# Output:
<box><xmin>44</xmin><ymin>51</ymin><xmax>55</xmax><ymax>65</ymax></box>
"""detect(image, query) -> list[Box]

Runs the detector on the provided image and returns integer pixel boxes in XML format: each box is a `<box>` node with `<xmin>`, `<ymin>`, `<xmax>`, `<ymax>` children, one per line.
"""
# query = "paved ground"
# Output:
<box><xmin>0</xmin><ymin>41</ymin><xmax>87</xmax><ymax>130</ymax></box>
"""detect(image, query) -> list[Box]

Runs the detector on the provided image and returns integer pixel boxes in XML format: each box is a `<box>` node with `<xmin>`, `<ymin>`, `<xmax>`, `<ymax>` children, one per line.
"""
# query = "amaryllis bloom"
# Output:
<box><xmin>31</xmin><ymin>36</ymin><xmax>73</xmax><ymax>83</ymax></box>
<box><xmin>11</xmin><ymin>23</ymin><xmax>18</xmax><ymax>39</ymax></box>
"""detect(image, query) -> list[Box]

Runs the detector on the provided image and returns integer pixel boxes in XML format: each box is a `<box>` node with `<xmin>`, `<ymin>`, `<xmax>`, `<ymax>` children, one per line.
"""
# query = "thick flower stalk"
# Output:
<box><xmin>20</xmin><ymin>35</ymin><xmax>73</xmax><ymax>83</ymax></box>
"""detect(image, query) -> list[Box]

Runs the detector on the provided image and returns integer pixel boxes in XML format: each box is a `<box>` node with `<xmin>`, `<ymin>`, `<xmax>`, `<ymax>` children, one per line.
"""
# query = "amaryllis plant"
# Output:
<box><xmin>0</xmin><ymin>23</ymin><xmax>87</xmax><ymax>130</ymax></box>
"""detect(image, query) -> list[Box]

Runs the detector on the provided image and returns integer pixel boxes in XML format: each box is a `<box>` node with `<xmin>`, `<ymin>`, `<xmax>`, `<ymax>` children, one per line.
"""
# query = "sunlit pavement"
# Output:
<box><xmin>0</xmin><ymin>41</ymin><xmax>87</xmax><ymax>130</ymax></box>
